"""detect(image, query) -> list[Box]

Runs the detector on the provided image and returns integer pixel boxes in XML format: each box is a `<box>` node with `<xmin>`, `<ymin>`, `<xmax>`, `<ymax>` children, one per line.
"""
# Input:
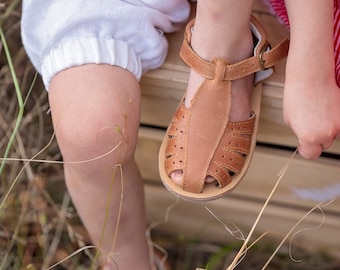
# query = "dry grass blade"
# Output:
<box><xmin>146</xmin><ymin>198</ymin><xmax>180</xmax><ymax>270</ymax></box>
<box><xmin>44</xmin><ymin>245</ymin><xmax>98</xmax><ymax>270</ymax></box>
<box><xmin>225</xmin><ymin>149</ymin><xmax>298</xmax><ymax>270</ymax></box>
<box><xmin>41</xmin><ymin>192</ymin><xmax>71</xmax><ymax>269</ymax></box>
<box><xmin>261</xmin><ymin>199</ymin><xmax>335</xmax><ymax>269</ymax></box>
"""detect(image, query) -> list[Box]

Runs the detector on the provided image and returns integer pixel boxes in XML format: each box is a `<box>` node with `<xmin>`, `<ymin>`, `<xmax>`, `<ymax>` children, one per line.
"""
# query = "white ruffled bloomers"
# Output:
<box><xmin>21</xmin><ymin>0</ymin><xmax>190</xmax><ymax>90</ymax></box>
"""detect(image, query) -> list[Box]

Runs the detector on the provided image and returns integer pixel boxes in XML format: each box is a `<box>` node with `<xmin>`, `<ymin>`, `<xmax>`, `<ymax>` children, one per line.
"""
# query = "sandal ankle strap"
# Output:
<box><xmin>180</xmin><ymin>16</ymin><xmax>289</xmax><ymax>83</ymax></box>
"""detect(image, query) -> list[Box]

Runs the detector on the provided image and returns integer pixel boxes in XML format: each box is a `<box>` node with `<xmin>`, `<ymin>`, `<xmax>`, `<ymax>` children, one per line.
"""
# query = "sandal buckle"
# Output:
<box><xmin>259</xmin><ymin>44</ymin><xmax>271</xmax><ymax>70</ymax></box>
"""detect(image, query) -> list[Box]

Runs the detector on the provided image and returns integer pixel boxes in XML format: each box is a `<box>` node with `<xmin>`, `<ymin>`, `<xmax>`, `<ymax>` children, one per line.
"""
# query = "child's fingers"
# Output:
<box><xmin>298</xmin><ymin>137</ymin><xmax>334</xmax><ymax>160</ymax></box>
<box><xmin>297</xmin><ymin>143</ymin><xmax>323</xmax><ymax>160</ymax></box>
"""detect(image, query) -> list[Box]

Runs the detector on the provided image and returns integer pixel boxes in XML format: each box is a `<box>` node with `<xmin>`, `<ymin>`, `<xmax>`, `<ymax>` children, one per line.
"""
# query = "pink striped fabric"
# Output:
<box><xmin>266</xmin><ymin>0</ymin><xmax>340</xmax><ymax>86</ymax></box>
<box><xmin>334</xmin><ymin>1</ymin><xmax>340</xmax><ymax>86</ymax></box>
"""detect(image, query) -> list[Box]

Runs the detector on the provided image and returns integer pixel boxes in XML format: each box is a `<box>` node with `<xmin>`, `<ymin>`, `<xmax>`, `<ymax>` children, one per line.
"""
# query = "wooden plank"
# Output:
<box><xmin>145</xmin><ymin>185</ymin><xmax>340</xmax><ymax>257</ymax></box>
<box><xmin>136</xmin><ymin>127</ymin><xmax>340</xmax><ymax>212</ymax></box>
<box><xmin>253</xmin><ymin>0</ymin><xmax>274</xmax><ymax>14</ymax></box>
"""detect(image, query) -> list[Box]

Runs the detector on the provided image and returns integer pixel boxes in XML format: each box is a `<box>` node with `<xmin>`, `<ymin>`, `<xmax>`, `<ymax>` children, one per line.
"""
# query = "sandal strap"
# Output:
<box><xmin>208</xmin><ymin>116</ymin><xmax>255</xmax><ymax>188</ymax></box>
<box><xmin>180</xmin><ymin>16</ymin><xmax>289</xmax><ymax>82</ymax></box>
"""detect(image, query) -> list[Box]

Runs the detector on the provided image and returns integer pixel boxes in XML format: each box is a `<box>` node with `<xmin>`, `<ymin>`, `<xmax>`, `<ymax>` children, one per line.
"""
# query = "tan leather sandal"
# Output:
<box><xmin>159</xmin><ymin>16</ymin><xmax>289</xmax><ymax>201</ymax></box>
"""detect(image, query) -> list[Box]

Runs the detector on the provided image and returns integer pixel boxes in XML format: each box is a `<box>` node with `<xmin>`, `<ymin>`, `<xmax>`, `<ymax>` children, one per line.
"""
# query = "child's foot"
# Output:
<box><xmin>159</xmin><ymin>16</ymin><xmax>288</xmax><ymax>200</ymax></box>
<box><xmin>170</xmin><ymin>28</ymin><xmax>255</xmax><ymax>186</ymax></box>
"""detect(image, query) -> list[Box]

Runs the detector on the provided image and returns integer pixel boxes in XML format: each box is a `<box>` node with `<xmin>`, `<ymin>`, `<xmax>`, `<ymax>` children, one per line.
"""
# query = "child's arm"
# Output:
<box><xmin>283</xmin><ymin>0</ymin><xmax>340</xmax><ymax>159</ymax></box>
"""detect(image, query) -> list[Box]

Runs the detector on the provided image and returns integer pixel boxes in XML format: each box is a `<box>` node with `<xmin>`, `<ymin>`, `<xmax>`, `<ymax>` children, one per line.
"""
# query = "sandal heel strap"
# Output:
<box><xmin>180</xmin><ymin>16</ymin><xmax>289</xmax><ymax>82</ymax></box>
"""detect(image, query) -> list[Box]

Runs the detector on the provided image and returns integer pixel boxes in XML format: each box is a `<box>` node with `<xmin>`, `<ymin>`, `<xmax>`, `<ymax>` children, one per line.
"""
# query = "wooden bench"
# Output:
<box><xmin>136</xmin><ymin>0</ymin><xmax>340</xmax><ymax>256</ymax></box>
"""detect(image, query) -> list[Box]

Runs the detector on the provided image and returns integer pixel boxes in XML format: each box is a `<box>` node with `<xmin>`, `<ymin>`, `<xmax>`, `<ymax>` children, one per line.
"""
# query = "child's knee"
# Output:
<box><xmin>55</xmin><ymin>115</ymin><xmax>138</xmax><ymax>170</ymax></box>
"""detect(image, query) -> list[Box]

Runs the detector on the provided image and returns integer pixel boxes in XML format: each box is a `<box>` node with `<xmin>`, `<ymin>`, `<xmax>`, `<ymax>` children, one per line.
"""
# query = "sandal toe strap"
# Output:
<box><xmin>208</xmin><ymin>117</ymin><xmax>255</xmax><ymax>188</ymax></box>
<box><xmin>164</xmin><ymin>102</ymin><xmax>187</xmax><ymax>176</ymax></box>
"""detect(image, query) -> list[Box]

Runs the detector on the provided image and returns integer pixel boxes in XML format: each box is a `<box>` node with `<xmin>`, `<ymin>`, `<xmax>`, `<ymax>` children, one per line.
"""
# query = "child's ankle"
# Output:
<box><xmin>190</xmin><ymin>28</ymin><xmax>253</xmax><ymax>63</ymax></box>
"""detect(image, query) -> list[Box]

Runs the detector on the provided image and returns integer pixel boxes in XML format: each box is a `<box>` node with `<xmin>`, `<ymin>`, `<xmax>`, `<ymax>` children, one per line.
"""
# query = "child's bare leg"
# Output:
<box><xmin>171</xmin><ymin>0</ymin><xmax>255</xmax><ymax>184</ymax></box>
<box><xmin>283</xmin><ymin>0</ymin><xmax>340</xmax><ymax>159</ymax></box>
<box><xmin>49</xmin><ymin>64</ymin><xmax>151</xmax><ymax>269</ymax></box>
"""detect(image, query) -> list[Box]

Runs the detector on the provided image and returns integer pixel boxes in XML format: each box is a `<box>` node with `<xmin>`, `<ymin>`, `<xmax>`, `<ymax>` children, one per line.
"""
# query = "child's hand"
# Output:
<box><xmin>283</xmin><ymin>81</ymin><xmax>340</xmax><ymax>159</ymax></box>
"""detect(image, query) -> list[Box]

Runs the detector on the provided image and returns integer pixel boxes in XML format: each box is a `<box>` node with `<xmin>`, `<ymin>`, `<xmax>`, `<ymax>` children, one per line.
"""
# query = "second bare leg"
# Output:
<box><xmin>172</xmin><ymin>0</ymin><xmax>255</xmax><ymax>184</ymax></box>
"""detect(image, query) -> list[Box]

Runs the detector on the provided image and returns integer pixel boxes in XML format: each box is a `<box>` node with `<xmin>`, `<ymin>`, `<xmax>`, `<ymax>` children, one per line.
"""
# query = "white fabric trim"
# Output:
<box><xmin>41</xmin><ymin>37</ymin><xmax>143</xmax><ymax>89</ymax></box>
